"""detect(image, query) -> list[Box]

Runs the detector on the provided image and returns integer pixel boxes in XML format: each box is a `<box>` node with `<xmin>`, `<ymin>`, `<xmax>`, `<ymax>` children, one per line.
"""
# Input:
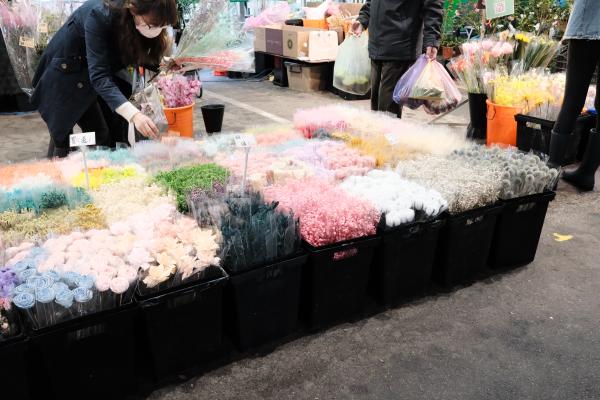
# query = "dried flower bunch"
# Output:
<box><xmin>449</xmin><ymin>146</ymin><xmax>559</xmax><ymax>199</ymax></box>
<box><xmin>396</xmin><ymin>154</ymin><xmax>503</xmax><ymax>214</ymax></box>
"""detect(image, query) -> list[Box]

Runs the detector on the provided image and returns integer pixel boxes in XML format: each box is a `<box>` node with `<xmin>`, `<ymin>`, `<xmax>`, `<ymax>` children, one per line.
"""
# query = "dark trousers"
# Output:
<box><xmin>49</xmin><ymin>100</ymin><xmax>111</xmax><ymax>158</ymax></box>
<box><xmin>554</xmin><ymin>40</ymin><xmax>600</xmax><ymax>136</ymax></box>
<box><xmin>370</xmin><ymin>60</ymin><xmax>412</xmax><ymax>118</ymax></box>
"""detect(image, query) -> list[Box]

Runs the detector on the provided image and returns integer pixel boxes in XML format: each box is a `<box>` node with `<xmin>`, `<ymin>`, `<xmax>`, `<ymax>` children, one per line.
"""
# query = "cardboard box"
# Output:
<box><xmin>338</xmin><ymin>3</ymin><xmax>364</xmax><ymax>18</ymax></box>
<box><xmin>283</xmin><ymin>26</ymin><xmax>338</xmax><ymax>61</ymax></box>
<box><xmin>254</xmin><ymin>24</ymin><xmax>284</xmax><ymax>55</ymax></box>
<box><xmin>285</xmin><ymin>62</ymin><xmax>328</xmax><ymax>92</ymax></box>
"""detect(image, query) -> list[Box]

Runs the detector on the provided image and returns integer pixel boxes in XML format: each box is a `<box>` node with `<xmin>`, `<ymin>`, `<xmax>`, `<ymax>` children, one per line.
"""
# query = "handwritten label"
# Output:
<box><xmin>38</xmin><ymin>22</ymin><xmax>49</xmax><ymax>34</ymax></box>
<box><xmin>19</xmin><ymin>36</ymin><xmax>35</xmax><ymax>49</ymax></box>
<box><xmin>70</xmin><ymin>132</ymin><xmax>96</xmax><ymax>148</ymax></box>
<box><xmin>233</xmin><ymin>134</ymin><xmax>256</xmax><ymax>148</ymax></box>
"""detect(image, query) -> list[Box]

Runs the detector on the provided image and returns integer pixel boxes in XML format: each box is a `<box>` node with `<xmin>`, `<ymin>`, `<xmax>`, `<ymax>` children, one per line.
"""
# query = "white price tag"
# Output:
<box><xmin>19</xmin><ymin>36</ymin><xmax>35</xmax><ymax>49</ymax></box>
<box><xmin>70</xmin><ymin>132</ymin><xmax>96</xmax><ymax>148</ymax></box>
<box><xmin>384</xmin><ymin>132</ymin><xmax>399</xmax><ymax>146</ymax></box>
<box><xmin>233</xmin><ymin>134</ymin><xmax>256</xmax><ymax>148</ymax></box>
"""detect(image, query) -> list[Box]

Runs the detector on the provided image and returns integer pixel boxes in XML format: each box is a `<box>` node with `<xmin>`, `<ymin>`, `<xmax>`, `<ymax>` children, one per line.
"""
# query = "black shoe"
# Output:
<box><xmin>563</xmin><ymin>129</ymin><xmax>600</xmax><ymax>192</ymax></box>
<box><xmin>548</xmin><ymin>131</ymin><xmax>571</xmax><ymax>168</ymax></box>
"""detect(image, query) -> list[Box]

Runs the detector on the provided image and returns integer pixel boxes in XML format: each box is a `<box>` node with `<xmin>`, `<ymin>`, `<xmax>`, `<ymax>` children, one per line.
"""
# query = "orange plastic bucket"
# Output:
<box><xmin>303</xmin><ymin>19</ymin><xmax>329</xmax><ymax>30</ymax></box>
<box><xmin>486</xmin><ymin>100</ymin><xmax>521</xmax><ymax>147</ymax></box>
<box><xmin>163</xmin><ymin>103</ymin><xmax>194</xmax><ymax>138</ymax></box>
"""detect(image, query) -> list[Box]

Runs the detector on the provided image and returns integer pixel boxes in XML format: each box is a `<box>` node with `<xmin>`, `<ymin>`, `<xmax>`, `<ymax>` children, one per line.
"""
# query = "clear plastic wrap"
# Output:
<box><xmin>173</xmin><ymin>1</ymin><xmax>255</xmax><ymax>73</ymax></box>
<box><xmin>394</xmin><ymin>55</ymin><xmax>461</xmax><ymax>114</ymax></box>
<box><xmin>333</xmin><ymin>34</ymin><xmax>371</xmax><ymax>96</ymax></box>
<box><xmin>130</xmin><ymin>83</ymin><xmax>169</xmax><ymax>137</ymax></box>
<box><xmin>243</xmin><ymin>1</ymin><xmax>290</xmax><ymax>31</ymax></box>
<box><xmin>0</xmin><ymin>0</ymin><xmax>39</xmax><ymax>95</ymax></box>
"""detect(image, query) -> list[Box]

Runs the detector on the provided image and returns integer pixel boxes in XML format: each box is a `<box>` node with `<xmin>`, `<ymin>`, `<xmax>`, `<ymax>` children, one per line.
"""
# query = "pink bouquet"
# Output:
<box><xmin>157</xmin><ymin>75</ymin><xmax>201</xmax><ymax>108</ymax></box>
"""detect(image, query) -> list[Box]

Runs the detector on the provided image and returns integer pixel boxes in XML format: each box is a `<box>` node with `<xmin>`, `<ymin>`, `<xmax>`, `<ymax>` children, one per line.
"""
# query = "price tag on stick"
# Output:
<box><xmin>233</xmin><ymin>134</ymin><xmax>256</xmax><ymax>194</ymax></box>
<box><xmin>70</xmin><ymin>132</ymin><xmax>96</xmax><ymax>191</ymax></box>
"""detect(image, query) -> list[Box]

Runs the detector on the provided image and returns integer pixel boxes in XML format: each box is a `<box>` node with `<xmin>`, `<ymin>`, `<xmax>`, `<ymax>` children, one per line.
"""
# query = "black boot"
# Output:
<box><xmin>563</xmin><ymin>129</ymin><xmax>600</xmax><ymax>191</ymax></box>
<box><xmin>548</xmin><ymin>131</ymin><xmax>571</xmax><ymax>168</ymax></box>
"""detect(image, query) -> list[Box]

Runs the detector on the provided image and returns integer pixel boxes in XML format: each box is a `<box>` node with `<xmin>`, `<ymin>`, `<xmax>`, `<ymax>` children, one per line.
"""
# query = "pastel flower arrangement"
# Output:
<box><xmin>157</xmin><ymin>74</ymin><xmax>201</xmax><ymax>108</ymax></box>
<box><xmin>263</xmin><ymin>177</ymin><xmax>380</xmax><ymax>247</ymax></box>
<box><xmin>340</xmin><ymin>170</ymin><xmax>448</xmax><ymax>228</ymax></box>
<box><xmin>131</xmin><ymin>138</ymin><xmax>208</xmax><ymax>172</ymax></box>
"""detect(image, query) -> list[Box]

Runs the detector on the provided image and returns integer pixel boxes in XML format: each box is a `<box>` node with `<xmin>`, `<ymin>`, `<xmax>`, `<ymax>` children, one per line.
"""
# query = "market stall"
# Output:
<box><xmin>0</xmin><ymin>105</ymin><xmax>559</xmax><ymax>399</ymax></box>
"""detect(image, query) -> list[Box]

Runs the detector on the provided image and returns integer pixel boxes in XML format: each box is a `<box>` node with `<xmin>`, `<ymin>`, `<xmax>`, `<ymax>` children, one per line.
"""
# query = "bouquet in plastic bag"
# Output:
<box><xmin>172</xmin><ymin>0</ymin><xmax>255</xmax><ymax>73</ymax></box>
<box><xmin>243</xmin><ymin>1</ymin><xmax>290</xmax><ymax>31</ymax></box>
<box><xmin>333</xmin><ymin>34</ymin><xmax>371</xmax><ymax>96</ymax></box>
<box><xmin>393</xmin><ymin>55</ymin><xmax>462</xmax><ymax>115</ymax></box>
<box><xmin>130</xmin><ymin>83</ymin><xmax>169</xmax><ymax>137</ymax></box>
<box><xmin>0</xmin><ymin>0</ymin><xmax>39</xmax><ymax>95</ymax></box>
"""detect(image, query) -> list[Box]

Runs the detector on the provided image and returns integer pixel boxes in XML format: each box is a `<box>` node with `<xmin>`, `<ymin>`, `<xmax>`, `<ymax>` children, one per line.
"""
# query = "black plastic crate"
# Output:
<box><xmin>0</xmin><ymin>334</ymin><xmax>31</xmax><ymax>400</ymax></box>
<box><xmin>302</xmin><ymin>236</ymin><xmax>380</xmax><ymax>330</ymax></box>
<box><xmin>489</xmin><ymin>191</ymin><xmax>556</xmax><ymax>270</ymax></box>
<box><xmin>137</xmin><ymin>266</ymin><xmax>227</xmax><ymax>382</ymax></box>
<box><xmin>434</xmin><ymin>204</ymin><xmax>504</xmax><ymax>288</ymax></box>
<box><xmin>226</xmin><ymin>253</ymin><xmax>307</xmax><ymax>350</ymax></box>
<box><xmin>515</xmin><ymin>114</ymin><xmax>580</xmax><ymax>165</ymax></box>
<box><xmin>370</xmin><ymin>220</ymin><xmax>444</xmax><ymax>307</ymax></box>
<box><xmin>28</xmin><ymin>304</ymin><xmax>138</xmax><ymax>400</ymax></box>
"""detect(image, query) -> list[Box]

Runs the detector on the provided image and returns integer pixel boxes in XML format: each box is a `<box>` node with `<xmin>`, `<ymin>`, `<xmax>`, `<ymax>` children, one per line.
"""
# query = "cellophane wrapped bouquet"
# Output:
<box><xmin>449</xmin><ymin>37</ymin><xmax>514</xmax><ymax>94</ymax></box>
<box><xmin>172</xmin><ymin>0</ymin><xmax>254</xmax><ymax>73</ymax></box>
<box><xmin>0</xmin><ymin>0</ymin><xmax>39</xmax><ymax>95</ymax></box>
<box><xmin>512</xmin><ymin>33</ymin><xmax>560</xmax><ymax>75</ymax></box>
<box><xmin>188</xmin><ymin>187</ymin><xmax>301</xmax><ymax>273</ymax></box>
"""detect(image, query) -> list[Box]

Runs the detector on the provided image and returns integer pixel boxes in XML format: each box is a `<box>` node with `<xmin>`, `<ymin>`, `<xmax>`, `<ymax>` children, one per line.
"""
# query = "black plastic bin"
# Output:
<box><xmin>0</xmin><ymin>334</ymin><xmax>30</xmax><ymax>400</ymax></box>
<box><xmin>137</xmin><ymin>266</ymin><xmax>227</xmax><ymax>383</ymax></box>
<box><xmin>28</xmin><ymin>304</ymin><xmax>138</xmax><ymax>400</ymax></box>
<box><xmin>434</xmin><ymin>204</ymin><xmax>504</xmax><ymax>288</ymax></box>
<box><xmin>488</xmin><ymin>191</ymin><xmax>556</xmax><ymax>270</ymax></box>
<box><xmin>226</xmin><ymin>253</ymin><xmax>307</xmax><ymax>350</ymax></box>
<box><xmin>370</xmin><ymin>219</ymin><xmax>444</xmax><ymax>307</ymax></box>
<box><xmin>302</xmin><ymin>236</ymin><xmax>380</xmax><ymax>330</ymax></box>
<box><xmin>515</xmin><ymin>114</ymin><xmax>580</xmax><ymax>165</ymax></box>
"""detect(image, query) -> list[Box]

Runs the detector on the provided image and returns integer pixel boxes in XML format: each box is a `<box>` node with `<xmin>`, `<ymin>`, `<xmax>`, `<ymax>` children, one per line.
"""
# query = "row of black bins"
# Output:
<box><xmin>0</xmin><ymin>191</ymin><xmax>556</xmax><ymax>400</ymax></box>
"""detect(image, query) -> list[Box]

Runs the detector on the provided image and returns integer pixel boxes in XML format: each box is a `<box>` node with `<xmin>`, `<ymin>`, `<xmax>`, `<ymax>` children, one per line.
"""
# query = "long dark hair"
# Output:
<box><xmin>107</xmin><ymin>0</ymin><xmax>178</xmax><ymax>66</ymax></box>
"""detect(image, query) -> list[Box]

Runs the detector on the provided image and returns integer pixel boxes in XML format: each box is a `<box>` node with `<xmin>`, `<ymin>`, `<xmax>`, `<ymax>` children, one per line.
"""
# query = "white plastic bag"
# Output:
<box><xmin>333</xmin><ymin>34</ymin><xmax>371</xmax><ymax>95</ymax></box>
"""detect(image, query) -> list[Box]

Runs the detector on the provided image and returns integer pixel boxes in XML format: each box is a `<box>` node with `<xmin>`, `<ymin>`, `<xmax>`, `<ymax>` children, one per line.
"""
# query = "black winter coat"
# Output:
<box><xmin>31</xmin><ymin>0</ymin><xmax>127</xmax><ymax>147</ymax></box>
<box><xmin>357</xmin><ymin>0</ymin><xmax>444</xmax><ymax>61</ymax></box>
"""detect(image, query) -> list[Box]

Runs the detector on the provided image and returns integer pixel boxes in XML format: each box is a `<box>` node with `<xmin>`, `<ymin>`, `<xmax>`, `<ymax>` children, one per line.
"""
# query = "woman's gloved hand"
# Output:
<box><xmin>132</xmin><ymin>112</ymin><xmax>159</xmax><ymax>139</ymax></box>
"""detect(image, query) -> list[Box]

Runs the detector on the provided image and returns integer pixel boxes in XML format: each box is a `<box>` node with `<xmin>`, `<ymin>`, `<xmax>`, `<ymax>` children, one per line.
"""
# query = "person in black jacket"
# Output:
<box><xmin>31</xmin><ymin>0</ymin><xmax>177</xmax><ymax>158</ymax></box>
<box><xmin>351</xmin><ymin>0</ymin><xmax>444</xmax><ymax>117</ymax></box>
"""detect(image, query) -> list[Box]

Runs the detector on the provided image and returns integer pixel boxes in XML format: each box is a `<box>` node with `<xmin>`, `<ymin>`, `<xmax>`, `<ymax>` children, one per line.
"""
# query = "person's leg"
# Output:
<box><xmin>550</xmin><ymin>40</ymin><xmax>600</xmax><ymax>165</ymax></box>
<box><xmin>370</xmin><ymin>60</ymin><xmax>383</xmax><ymax>112</ymax></box>
<box><xmin>378</xmin><ymin>61</ymin><xmax>412</xmax><ymax>118</ymax></box>
<box><xmin>76</xmin><ymin>101</ymin><xmax>110</xmax><ymax>148</ymax></box>
<box><xmin>563</xmin><ymin>63</ymin><xmax>600</xmax><ymax>191</ymax></box>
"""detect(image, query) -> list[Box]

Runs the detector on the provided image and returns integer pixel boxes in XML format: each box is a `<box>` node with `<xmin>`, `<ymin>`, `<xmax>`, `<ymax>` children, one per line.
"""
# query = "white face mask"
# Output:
<box><xmin>136</xmin><ymin>23</ymin><xmax>164</xmax><ymax>39</ymax></box>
